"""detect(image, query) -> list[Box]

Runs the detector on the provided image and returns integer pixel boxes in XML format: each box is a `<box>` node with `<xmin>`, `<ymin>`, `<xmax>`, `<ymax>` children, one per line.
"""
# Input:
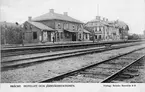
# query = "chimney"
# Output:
<box><xmin>96</xmin><ymin>16</ymin><xmax>100</xmax><ymax>20</ymax></box>
<box><xmin>103</xmin><ymin>18</ymin><xmax>105</xmax><ymax>21</ymax></box>
<box><xmin>50</xmin><ymin>9</ymin><xmax>54</xmax><ymax>13</ymax></box>
<box><xmin>64</xmin><ymin>12</ymin><xmax>68</xmax><ymax>16</ymax></box>
<box><xmin>28</xmin><ymin>16</ymin><xmax>32</xmax><ymax>21</ymax></box>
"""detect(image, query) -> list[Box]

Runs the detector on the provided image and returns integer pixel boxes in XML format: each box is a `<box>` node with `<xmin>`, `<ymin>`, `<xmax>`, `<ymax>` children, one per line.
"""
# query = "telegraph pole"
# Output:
<box><xmin>93</xmin><ymin>27</ymin><xmax>95</xmax><ymax>43</ymax></box>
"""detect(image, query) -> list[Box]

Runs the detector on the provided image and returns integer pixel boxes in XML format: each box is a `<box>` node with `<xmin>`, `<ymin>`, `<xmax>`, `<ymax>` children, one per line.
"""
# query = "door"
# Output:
<box><xmin>43</xmin><ymin>31</ymin><xmax>47</xmax><ymax>42</ymax></box>
<box><xmin>72</xmin><ymin>33</ymin><xmax>76</xmax><ymax>41</ymax></box>
<box><xmin>47</xmin><ymin>32</ymin><xmax>51</xmax><ymax>42</ymax></box>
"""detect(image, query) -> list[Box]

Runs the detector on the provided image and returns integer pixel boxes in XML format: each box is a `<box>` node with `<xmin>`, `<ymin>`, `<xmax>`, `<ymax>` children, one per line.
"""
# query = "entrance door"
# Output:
<box><xmin>47</xmin><ymin>32</ymin><xmax>51</xmax><ymax>42</ymax></box>
<box><xmin>72</xmin><ymin>33</ymin><xmax>76</xmax><ymax>41</ymax></box>
<box><xmin>43</xmin><ymin>31</ymin><xmax>48</xmax><ymax>42</ymax></box>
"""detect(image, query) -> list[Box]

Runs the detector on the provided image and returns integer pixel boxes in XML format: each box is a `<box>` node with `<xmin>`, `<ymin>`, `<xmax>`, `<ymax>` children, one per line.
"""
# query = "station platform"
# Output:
<box><xmin>1</xmin><ymin>41</ymin><xmax>93</xmax><ymax>48</ymax></box>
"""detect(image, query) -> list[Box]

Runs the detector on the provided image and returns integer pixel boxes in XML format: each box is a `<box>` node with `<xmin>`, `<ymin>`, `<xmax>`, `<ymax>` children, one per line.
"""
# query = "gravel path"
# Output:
<box><xmin>1</xmin><ymin>44</ymin><xmax>145</xmax><ymax>83</ymax></box>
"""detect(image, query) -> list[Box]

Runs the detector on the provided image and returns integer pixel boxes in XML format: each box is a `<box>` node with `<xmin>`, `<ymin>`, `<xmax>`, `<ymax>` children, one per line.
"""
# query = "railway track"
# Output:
<box><xmin>1</xmin><ymin>42</ymin><xmax>142</xmax><ymax>71</ymax></box>
<box><xmin>40</xmin><ymin>47</ymin><xmax>145</xmax><ymax>83</ymax></box>
<box><xmin>1</xmin><ymin>40</ymin><xmax>141</xmax><ymax>57</ymax></box>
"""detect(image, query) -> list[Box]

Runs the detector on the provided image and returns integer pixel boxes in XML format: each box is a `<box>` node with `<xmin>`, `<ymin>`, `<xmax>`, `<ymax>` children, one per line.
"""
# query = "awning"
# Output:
<box><xmin>64</xmin><ymin>29</ymin><xmax>77</xmax><ymax>33</ymax></box>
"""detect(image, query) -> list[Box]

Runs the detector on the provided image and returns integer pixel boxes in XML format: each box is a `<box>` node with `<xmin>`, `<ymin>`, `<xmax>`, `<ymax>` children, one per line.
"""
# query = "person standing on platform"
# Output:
<box><xmin>53</xmin><ymin>36</ymin><xmax>55</xmax><ymax>43</ymax></box>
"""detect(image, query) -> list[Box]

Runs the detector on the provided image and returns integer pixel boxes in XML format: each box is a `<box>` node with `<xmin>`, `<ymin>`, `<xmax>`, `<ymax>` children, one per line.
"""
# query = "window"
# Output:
<box><xmin>79</xmin><ymin>34</ymin><xmax>81</xmax><ymax>39</ymax></box>
<box><xmin>33</xmin><ymin>32</ymin><xmax>37</xmax><ymax>39</ymax></box>
<box><xmin>72</xmin><ymin>25</ymin><xmax>75</xmax><ymax>30</ymax></box>
<box><xmin>58</xmin><ymin>23</ymin><xmax>61</xmax><ymax>29</ymax></box>
<box><xmin>75</xmin><ymin>25</ymin><xmax>78</xmax><ymax>30</ymax></box>
<box><xmin>95</xmin><ymin>28</ymin><xmax>97</xmax><ymax>32</ymax></box>
<box><xmin>113</xmin><ymin>33</ymin><xmax>116</xmax><ymax>35</ymax></box>
<box><xmin>95</xmin><ymin>35</ymin><xmax>97</xmax><ymax>39</ymax></box>
<box><xmin>64</xmin><ymin>23</ymin><xmax>68</xmax><ymax>29</ymax></box>
<box><xmin>99</xmin><ymin>35</ymin><xmax>101</xmax><ymax>39</ymax></box>
<box><xmin>86</xmin><ymin>34</ymin><xmax>88</xmax><ymax>39</ymax></box>
<box><xmin>99</xmin><ymin>27</ymin><xmax>101</xmax><ymax>31</ymax></box>
<box><xmin>101</xmin><ymin>27</ymin><xmax>103</xmax><ymax>31</ymax></box>
<box><xmin>57</xmin><ymin>32</ymin><xmax>59</xmax><ymax>38</ymax></box>
<box><xmin>61</xmin><ymin>32</ymin><xmax>63</xmax><ymax>39</ymax></box>
<box><xmin>97</xmin><ymin>27</ymin><xmax>99</xmax><ymax>31</ymax></box>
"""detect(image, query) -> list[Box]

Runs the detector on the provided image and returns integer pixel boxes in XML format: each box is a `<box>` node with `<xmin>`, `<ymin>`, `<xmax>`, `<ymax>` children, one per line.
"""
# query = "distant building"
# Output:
<box><xmin>85</xmin><ymin>16</ymin><xmax>108</xmax><ymax>41</ymax></box>
<box><xmin>85</xmin><ymin>16</ymin><xmax>129</xmax><ymax>41</ymax></box>
<box><xmin>107</xmin><ymin>21</ymin><xmax>120</xmax><ymax>41</ymax></box>
<box><xmin>23</xmin><ymin>9</ymin><xmax>84</xmax><ymax>43</ymax></box>
<box><xmin>85</xmin><ymin>16</ymin><xmax>120</xmax><ymax>41</ymax></box>
<box><xmin>114</xmin><ymin>20</ymin><xmax>129</xmax><ymax>40</ymax></box>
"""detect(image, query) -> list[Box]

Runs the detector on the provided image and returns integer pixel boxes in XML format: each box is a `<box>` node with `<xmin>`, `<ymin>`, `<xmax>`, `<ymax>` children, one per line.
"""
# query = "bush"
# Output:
<box><xmin>1</xmin><ymin>26</ymin><xmax>23</xmax><ymax>44</ymax></box>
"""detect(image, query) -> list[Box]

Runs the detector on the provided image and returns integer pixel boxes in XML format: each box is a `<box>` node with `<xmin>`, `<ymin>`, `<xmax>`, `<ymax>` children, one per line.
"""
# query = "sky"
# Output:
<box><xmin>0</xmin><ymin>0</ymin><xmax>145</xmax><ymax>34</ymax></box>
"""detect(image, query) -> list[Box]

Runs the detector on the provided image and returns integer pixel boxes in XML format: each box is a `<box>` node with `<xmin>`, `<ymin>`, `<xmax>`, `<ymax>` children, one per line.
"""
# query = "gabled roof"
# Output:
<box><xmin>86</xmin><ymin>19</ymin><xmax>109</xmax><ymax>27</ymax></box>
<box><xmin>114</xmin><ymin>20</ymin><xmax>129</xmax><ymax>30</ymax></box>
<box><xmin>27</xmin><ymin>21</ymin><xmax>55</xmax><ymax>31</ymax></box>
<box><xmin>32</xmin><ymin>12</ymin><xmax>83</xmax><ymax>24</ymax></box>
<box><xmin>83</xmin><ymin>29</ymin><xmax>90</xmax><ymax>33</ymax></box>
<box><xmin>64</xmin><ymin>29</ymin><xmax>77</xmax><ymax>33</ymax></box>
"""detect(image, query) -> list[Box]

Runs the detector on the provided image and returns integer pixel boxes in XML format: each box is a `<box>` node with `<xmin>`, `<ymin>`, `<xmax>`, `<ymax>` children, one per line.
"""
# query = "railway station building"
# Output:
<box><xmin>23</xmin><ymin>9</ymin><xmax>86</xmax><ymax>43</ymax></box>
<box><xmin>23</xmin><ymin>21</ymin><xmax>56</xmax><ymax>43</ymax></box>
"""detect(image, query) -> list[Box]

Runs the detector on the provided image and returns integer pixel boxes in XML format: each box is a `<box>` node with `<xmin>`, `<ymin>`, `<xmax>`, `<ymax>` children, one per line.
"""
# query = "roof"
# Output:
<box><xmin>114</xmin><ymin>20</ymin><xmax>129</xmax><ymax>30</ymax></box>
<box><xmin>32</xmin><ymin>12</ymin><xmax>83</xmax><ymax>24</ymax></box>
<box><xmin>83</xmin><ymin>29</ymin><xmax>90</xmax><ymax>33</ymax></box>
<box><xmin>86</xmin><ymin>19</ymin><xmax>109</xmax><ymax>27</ymax></box>
<box><xmin>64</xmin><ymin>29</ymin><xmax>77</xmax><ymax>33</ymax></box>
<box><xmin>27</xmin><ymin>21</ymin><xmax>55</xmax><ymax>31</ymax></box>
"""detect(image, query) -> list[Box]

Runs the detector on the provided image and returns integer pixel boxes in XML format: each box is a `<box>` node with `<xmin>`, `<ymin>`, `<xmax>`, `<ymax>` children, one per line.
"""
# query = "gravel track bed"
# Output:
<box><xmin>111</xmin><ymin>50</ymin><xmax>145</xmax><ymax>83</ymax></box>
<box><xmin>1</xmin><ymin>44</ymin><xmax>145</xmax><ymax>83</ymax></box>
<box><xmin>2</xmin><ymin>45</ymin><xmax>96</xmax><ymax>57</ymax></box>
<box><xmin>52</xmin><ymin>47</ymin><xmax>145</xmax><ymax>83</ymax></box>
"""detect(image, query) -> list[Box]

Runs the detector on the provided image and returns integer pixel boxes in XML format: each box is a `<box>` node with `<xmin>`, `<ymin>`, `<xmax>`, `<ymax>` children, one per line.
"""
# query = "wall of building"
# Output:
<box><xmin>32</xmin><ymin>18</ymin><xmax>84</xmax><ymax>42</ymax></box>
<box><xmin>53</xmin><ymin>20</ymin><xmax>83</xmax><ymax>42</ymax></box>
<box><xmin>83</xmin><ymin>33</ymin><xmax>90</xmax><ymax>41</ymax></box>
<box><xmin>23</xmin><ymin>22</ymin><xmax>42</xmax><ymax>44</ymax></box>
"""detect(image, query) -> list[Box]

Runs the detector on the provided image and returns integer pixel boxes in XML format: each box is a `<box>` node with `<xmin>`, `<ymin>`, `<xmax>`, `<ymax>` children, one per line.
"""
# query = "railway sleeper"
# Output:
<box><xmin>125</xmin><ymin>69</ymin><xmax>138</xmax><ymax>73</ymax></box>
<box><xmin>82</xmin><ymin>74</ymin><xmax>109</xmax><ymax>79</ymax></box>
<box><xmin>118</xmin><ymin>57</ymin><xmax>137</xmax><ymax>60</ymax></box>
<box><xmin>117</xmin><ymin>73</ymin><xmax>139</xmax><ymax>79</ymax></box>
<box><xmin>104</xmin><ymin>62</ymin><xmax>129</xmax><ymax>65</ymax></box>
